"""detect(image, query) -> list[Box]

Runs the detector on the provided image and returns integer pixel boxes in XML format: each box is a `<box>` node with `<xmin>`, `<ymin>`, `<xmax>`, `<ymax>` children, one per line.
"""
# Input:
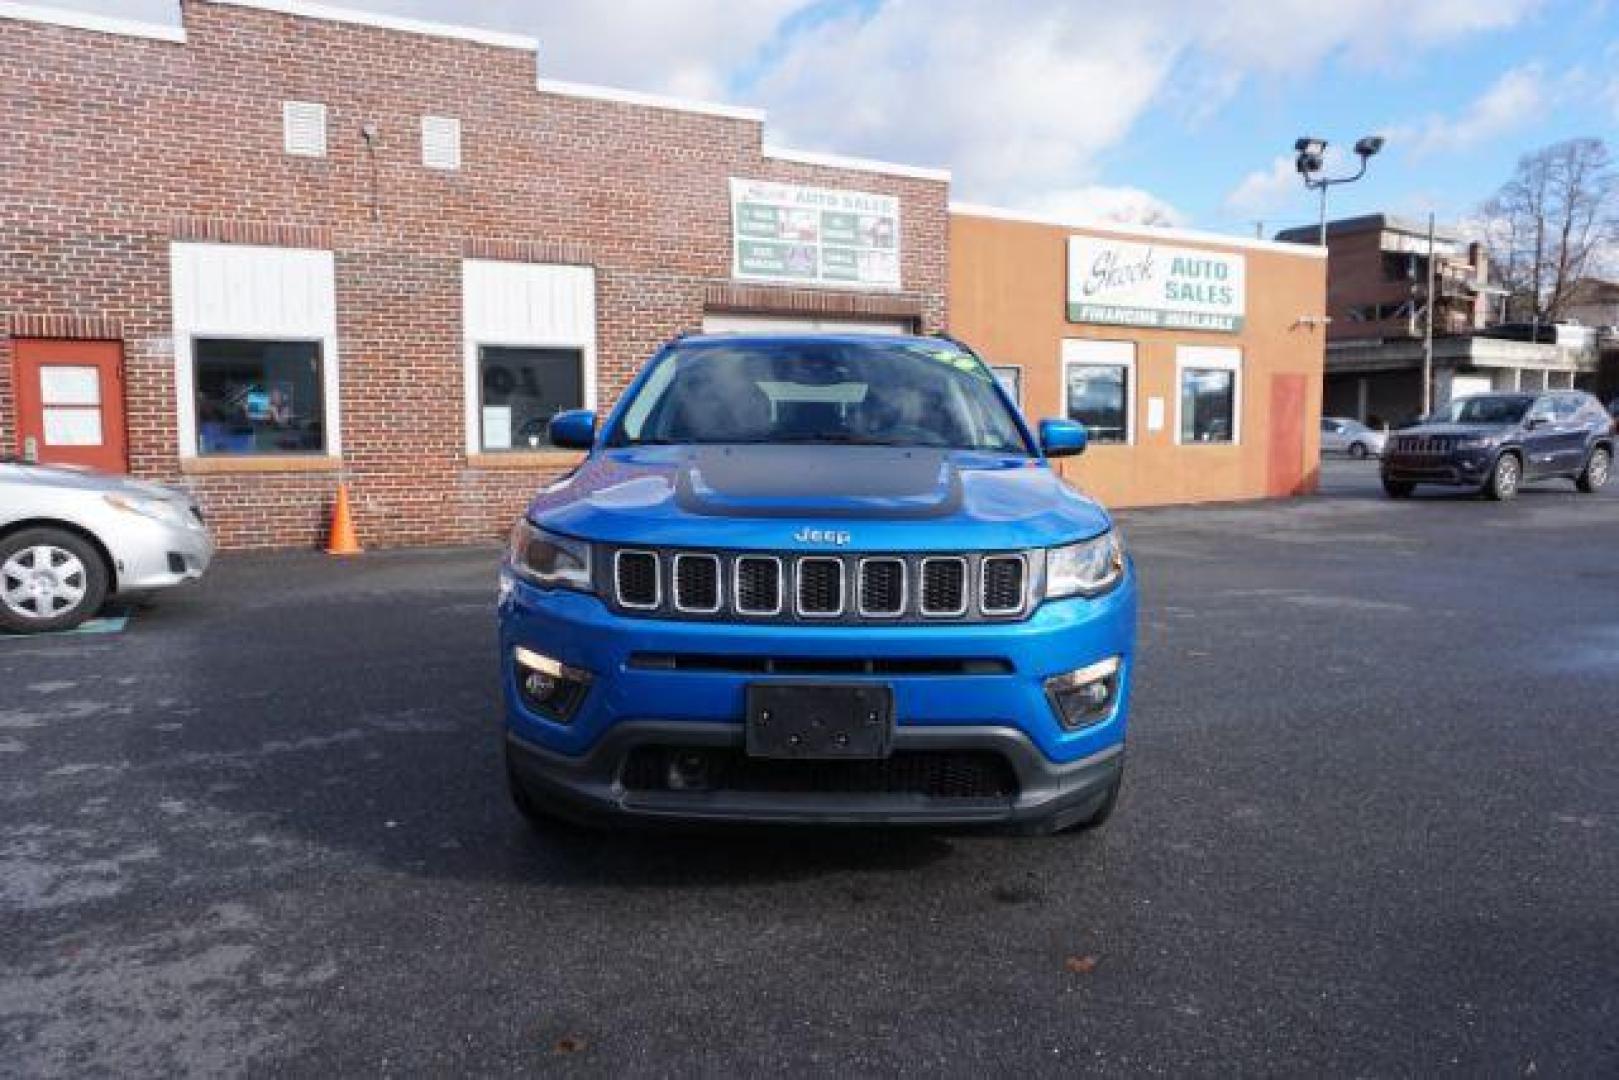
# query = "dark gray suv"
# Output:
<box><xmin>1381</xmin><ymin>391</ymin><xmax>1614</xmax><ymax>500</ymax></box>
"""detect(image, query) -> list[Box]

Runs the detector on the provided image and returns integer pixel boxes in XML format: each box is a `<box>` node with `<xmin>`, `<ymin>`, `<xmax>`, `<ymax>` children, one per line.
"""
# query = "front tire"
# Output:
<box><xmin>1382</xmin><ymin>477</ymin><xmax>1415</xmax><ymax>498</ymax></box>
<box><xmin>1485</xmin><ymin>453</ymin><xmax>1522</xmax><ymax>501</ymax></box>
<box><xmin>1348</xmin><ymin>441</ymin><xmax>1368</xmax><ymax>460</ymax></box>
<box><xmin>0</xmin><ymin>528</ymin><xmax>110</xmax><ymax>634</ymax></box>
<box><xmin>1576</xmin><ymin>446</ymin><xmax>1611</xmax><ymax>493</ymax></box>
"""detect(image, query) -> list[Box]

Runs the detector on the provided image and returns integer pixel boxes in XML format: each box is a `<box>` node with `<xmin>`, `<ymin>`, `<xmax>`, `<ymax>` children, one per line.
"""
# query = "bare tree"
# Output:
<box><xmin>1480</xmin><ymin>138</ymin><xmax>1617</xmax><ymax>323</ymax></box>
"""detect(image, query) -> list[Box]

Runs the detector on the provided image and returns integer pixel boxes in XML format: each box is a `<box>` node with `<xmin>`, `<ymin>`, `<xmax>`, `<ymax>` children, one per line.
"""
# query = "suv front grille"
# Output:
<box><xmin>920</xmin><ymin>557</ymin><xmax>968</xmax><ymax>617</ymax></box>
<box><xmin>735</xmin><ymin>556</ymin><xmax>783</xmax><ymax>615</ymax></box>
<box><xmin>796</xmin><ymin>557</ymin><xmax>845</xmax><ymax>617</ymax></box>
<box><xmin>614</xmin><ymin>551</ymin><xmax>660</xmax><ymax>609</ymax></box>
<box><xmin>980</xmin><ymin>555</ymin><xmax>1026</xmax><ymax>615</ymax></box>
<box><xmin>602</xmin><ymin>547</ymin><xmax>1037</xmax><ymax>624</ymax></box>
<box><xmin>858</xmin><ymin>558</ymin><xmax>906</xmax><ymax>617</ymax></box>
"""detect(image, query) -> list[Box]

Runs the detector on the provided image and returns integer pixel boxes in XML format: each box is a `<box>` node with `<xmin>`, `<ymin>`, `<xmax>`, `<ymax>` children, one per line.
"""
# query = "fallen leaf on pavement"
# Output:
<box><xmin>555</xmin><ymin>1036</ymin><xmax>588</xmax><ymax>1054</ymax></box>
<box><xmin>1064</xmin><ymin>955</ymin><xmax>1098</xmax><ymax>974</ymax></box>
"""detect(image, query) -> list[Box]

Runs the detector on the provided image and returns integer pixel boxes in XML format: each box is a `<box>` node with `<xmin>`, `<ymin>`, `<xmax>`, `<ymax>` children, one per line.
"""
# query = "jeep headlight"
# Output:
<box><xmin>508</xmin><ymin>520</ymin><xmax>593</xmax><ymax>592</ymax></box>
<box><xmin>1045</xmin><ymin>530</ymin><xmax>1125</xmax><ymax>599</ymax></box>
<box><xmin>1456</xmin><ymin>435</ymin><xmax>1495</xmax><ymax>450</ymax></box>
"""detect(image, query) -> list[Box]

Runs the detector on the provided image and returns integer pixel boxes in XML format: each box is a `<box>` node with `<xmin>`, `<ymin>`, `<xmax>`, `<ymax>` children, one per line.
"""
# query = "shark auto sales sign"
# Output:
<box><xmin>1066</xmin><ymin>236</ymin><xmax>1246</xmax><ymax>332</ymax></box>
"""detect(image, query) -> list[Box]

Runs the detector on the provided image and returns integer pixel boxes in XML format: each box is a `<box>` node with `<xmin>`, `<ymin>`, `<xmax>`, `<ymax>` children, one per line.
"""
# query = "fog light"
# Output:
<box><xmin>1044</xmin><ymin>656</ymin><xmax>1122</xmax><ymax>730</ymax></box>
<box><xmin>514</xmin><ymin>646</ymin><xmax>591</xmax><ymax>723</ymax></box>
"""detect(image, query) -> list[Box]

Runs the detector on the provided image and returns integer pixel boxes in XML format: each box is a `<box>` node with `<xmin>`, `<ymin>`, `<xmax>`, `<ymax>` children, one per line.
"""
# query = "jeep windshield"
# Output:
<box><xmin>1438</xmin><ymin>395</ymin><xmax>1532</xmax><ymax>425</ymax></box>
<box><xmin>609</xmin><ymin>339</ymin><xmax>1032</xmax><ymax>454</ymax></box>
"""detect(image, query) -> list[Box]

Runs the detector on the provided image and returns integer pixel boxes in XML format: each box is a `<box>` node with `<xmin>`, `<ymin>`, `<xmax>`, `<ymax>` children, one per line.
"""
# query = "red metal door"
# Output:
<box><xmin>1267</xmin><ymin>373</ymin><xmax>1308</xmax><ymax>497</ymax></box>
<box><xmin>13</xmin><ymin>339</ymin><xmax>129</xmax><ymax>473</ymax></box>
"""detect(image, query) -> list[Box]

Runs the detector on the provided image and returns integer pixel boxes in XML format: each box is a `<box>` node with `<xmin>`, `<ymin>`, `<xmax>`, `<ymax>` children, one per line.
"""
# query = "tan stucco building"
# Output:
<box><xmin>950</xmin><ymin>205</ymin><xmax>1329</xmax><ymax>508</ymax></box>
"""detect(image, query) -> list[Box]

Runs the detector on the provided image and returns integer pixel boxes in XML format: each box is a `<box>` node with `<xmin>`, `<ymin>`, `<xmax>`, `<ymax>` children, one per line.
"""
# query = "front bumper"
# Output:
<box><xmin>498</xmin><ymin>567</ymin><xmax>1135</xmax><ymax>826</ymax></box>
<box><xmin>507</xmin><ymin>723</ymin><xmax>1122</xmax><ymax>829</ymax></box>
<box><xmin>110</xmin><ymin>514</ymin><xmax>215</xmax><ymax>593</ymax></box>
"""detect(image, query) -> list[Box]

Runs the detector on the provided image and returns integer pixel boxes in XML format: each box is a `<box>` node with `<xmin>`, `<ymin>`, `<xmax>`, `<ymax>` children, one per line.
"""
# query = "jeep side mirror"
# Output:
<box><xmin>1039</xmin><ymin>418</ymin><xmax>1087</xmax><ymax>458</ymax></box>
<box><xmin>1525</xmin><ymin>414</ymin><xmax>1550</xmax><ymax>430</ymax></box>
<box><xmin>548</xmin><ymin>409</ymin><xmax>597</xmax><ymax>450</ymax></box>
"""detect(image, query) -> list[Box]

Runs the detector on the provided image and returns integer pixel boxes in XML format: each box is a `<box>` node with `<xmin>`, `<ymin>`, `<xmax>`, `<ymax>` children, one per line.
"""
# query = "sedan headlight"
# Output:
<box><xmin>1046</xmin><ymin>530</ymin><xmax>1126</xmax><ymax>599</ymax></box>
<box><xmin>508</xmin><ymin>520</ymin><xmax>593</xmax><ymax>592</ymax></box>
<box><xmin>103</xmin><ymin>493</ymin><xmax>190</xmax><ymax>527</ymax></box>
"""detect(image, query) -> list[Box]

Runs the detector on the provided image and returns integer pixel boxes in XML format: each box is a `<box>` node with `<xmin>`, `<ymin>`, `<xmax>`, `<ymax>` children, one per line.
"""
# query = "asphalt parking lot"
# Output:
<box><xmin>3</xmin><ymin>458</ymin><xmax>1617</xmax><ymax>1076</ymax></box>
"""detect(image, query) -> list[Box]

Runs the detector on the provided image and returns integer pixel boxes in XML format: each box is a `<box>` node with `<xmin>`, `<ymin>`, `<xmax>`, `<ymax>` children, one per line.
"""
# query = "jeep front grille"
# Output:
<box><xmin>795</xmin><ymin>557</ymin><xmax>845</xmax><ymax>617</ymax></box>
<box><xmin>602</xmin><ymin>547</ymin><xmax>1037</xmax><ymax>624</ymax></box>
<box><xmin>614</xmin><ymin>551</ymin><xmax>660</xmax><ymax>609</ymax></box>
<box><xmin>920</xmin><ymin>557</ymin><xmax>968</xmax><ymax>617</ymax></box>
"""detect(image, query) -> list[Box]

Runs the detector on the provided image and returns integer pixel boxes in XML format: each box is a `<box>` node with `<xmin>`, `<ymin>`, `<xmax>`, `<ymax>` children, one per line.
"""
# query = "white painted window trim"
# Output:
<box><xmin>460</xmin><ymin>262</ymin><xmax>598</xmax><ymax>457</ymax></box>
<box><xmin>1173</xmin><ymin>345</ymin><xmax>1243</xmax><ymax>446</ymax></box>
<box><xmin>169</xmin><ymin>243</ymin><xmax>342</xmax><ymax>462</ymax></box>
<box><xmin>1061</xmin><ymin>339</ymin><xmax>1137</xmax><ymax>446</ymax></box>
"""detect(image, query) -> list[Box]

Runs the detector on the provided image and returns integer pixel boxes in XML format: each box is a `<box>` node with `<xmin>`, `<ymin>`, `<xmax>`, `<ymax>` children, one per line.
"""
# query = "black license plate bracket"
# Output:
<box><xmin>745</xmin><ymin>682</ymin><xmax>895</xmax><ymax>760</ymax></box>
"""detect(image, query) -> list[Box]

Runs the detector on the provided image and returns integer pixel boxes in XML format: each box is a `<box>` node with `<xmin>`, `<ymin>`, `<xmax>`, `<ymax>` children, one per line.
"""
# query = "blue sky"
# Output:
<box><xmin>35</xmin><ymin>0</ymin><xmax>1619</xmax><ymax>238</ymax></box>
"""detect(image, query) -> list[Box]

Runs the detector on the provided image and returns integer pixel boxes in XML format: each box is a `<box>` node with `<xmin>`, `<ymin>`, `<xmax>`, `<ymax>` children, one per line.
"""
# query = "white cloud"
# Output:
<box><xmin>1391</xmin><ymin>64</ymin><xmax>1549</xmax><ymax>155</ymax></box>
<box><xmin>1023</xmin><ymin>186</ymin><xmax>1184</xmax><ymax>227</ymax></box>
<box><xmin>1223</xmin><ymin>155</ymin><xmax>1302</xmax><ymax>218</ymax></box>
<box><xmin>41</xmin><ymin>0</ymin><xmax>1545</xmax><ymax>212</ymax></box>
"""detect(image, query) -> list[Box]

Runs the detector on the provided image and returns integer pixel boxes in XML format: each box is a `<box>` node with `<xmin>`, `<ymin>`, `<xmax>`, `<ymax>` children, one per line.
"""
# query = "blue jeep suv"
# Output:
<box><xmin>498</xmin><ymin>333</ymin><xmax>1136</xmax><ymax>833</ymax></box>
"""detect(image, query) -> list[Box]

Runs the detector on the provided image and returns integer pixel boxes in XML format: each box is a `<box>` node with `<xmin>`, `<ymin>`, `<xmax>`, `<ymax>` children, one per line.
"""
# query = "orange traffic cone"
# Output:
<box><xmin>326</xmin><ymin>482</ymin><xmax>363</xmax><ymax>556</ymax></box>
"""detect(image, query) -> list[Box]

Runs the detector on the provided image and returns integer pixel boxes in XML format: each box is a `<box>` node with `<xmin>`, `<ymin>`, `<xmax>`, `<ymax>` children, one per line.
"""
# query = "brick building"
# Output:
<box><xmin>1275</xmin><ymin>215</ymin><xmax>1594</xmax><ymax>426</ymax></box>
<box><xmin>1</xmin><ymin>0</ymin><xmax>948</xmax><ymax>548</ymax></box>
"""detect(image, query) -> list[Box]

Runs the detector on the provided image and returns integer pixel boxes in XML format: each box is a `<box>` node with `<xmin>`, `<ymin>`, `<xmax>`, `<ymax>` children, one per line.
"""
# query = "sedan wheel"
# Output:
<box><xmin>0</xmin><ymin>529</ymin><xmax>110</xmax><ymax>634</ymax></box>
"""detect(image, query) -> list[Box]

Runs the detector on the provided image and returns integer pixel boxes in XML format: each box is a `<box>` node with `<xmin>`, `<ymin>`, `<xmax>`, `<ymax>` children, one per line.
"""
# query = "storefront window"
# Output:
<box><xmin>1065</xmin><ymin>364</ymin><xmax>1129</xmax><ymax>443</ymax></box>
<box><xmin>194</xmin><ymin>339</ymin><xmax>325</xmax><ymax>456</ymax></box>
<box><xmin>1180</xmin><ymin>368</ymin><xmax>1236</xmax><ymax>443</ymax></box>
<box><xmin>478</xmin><ymin>346</ymin><xmax>584</xmax><ymax>451</ymax></box>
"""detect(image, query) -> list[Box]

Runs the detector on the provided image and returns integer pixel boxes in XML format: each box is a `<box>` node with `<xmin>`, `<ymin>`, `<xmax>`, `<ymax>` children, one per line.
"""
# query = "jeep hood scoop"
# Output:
<box><xmin>676</xmin><ymin>446</ymin><xmax>961</xmax><ymax>519</ymax></box>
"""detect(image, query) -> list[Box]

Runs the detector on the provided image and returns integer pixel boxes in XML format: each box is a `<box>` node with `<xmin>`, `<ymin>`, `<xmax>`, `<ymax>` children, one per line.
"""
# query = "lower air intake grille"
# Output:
<box><xmin>621</xmin><ymin>747</ymin><xmax>1019</xmax><ymax>799</ymax></box>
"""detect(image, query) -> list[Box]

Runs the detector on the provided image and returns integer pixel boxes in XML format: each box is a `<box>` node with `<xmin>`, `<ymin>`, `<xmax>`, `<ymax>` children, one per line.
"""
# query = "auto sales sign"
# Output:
<box><xmin>1066</xmin><ymin>236</ymin><xmax>1245</xmax><ymax>332</ymax></box>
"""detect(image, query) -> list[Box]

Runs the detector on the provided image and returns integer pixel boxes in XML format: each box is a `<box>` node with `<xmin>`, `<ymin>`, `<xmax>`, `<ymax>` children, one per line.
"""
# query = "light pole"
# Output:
<box><xmin>1294</xmin><ymin>135</ymin><xmax>1385</xmax><ymax>246</ymax></box>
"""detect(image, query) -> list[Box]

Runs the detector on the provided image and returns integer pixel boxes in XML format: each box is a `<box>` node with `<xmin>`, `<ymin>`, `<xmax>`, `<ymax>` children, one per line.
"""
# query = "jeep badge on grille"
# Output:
<box><xmin>794</xmin><ymin>528</ymin><xmax>852</xmax><ymax>546</ymax></box>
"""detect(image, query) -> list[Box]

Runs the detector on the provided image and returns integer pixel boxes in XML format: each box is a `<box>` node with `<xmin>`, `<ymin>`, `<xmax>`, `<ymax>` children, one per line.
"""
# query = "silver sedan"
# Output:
<box><xmin>1</xmin><ymin>458</ymin><xmax>213</xmax><ymax>633</ymax></box>
<box><xmin>1321</xmin><ymin>417</ymin><xmax>1387</xmax><ymax>459</ymax></box>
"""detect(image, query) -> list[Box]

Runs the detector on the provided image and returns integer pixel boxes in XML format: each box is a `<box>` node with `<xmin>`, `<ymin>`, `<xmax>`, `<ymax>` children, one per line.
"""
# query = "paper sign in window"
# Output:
<box><xmin>40</xmin><ymin>366</ymin><xmax>101</xmax><ymax>406</ymax></box>
<box><xmin>482</xmin><ymin>406</ymin><xmax>512</xmax><ymax>450</ymax></box>
<box><xmin>43</xmin><ymin>407</ymin><xmax>103</xmax><ymax>446</ymax></box>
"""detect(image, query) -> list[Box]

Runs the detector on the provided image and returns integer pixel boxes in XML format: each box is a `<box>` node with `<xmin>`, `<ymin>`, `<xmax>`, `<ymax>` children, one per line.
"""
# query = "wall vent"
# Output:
<box><xmin>283</xmin><ymin>101</ymin><xmax>328</xmax><ymax>158</ymax></box>
<box><xmin>421</xmin><ymin>116</ymin><xmax>462</xmax><ymax>170</ymax></box>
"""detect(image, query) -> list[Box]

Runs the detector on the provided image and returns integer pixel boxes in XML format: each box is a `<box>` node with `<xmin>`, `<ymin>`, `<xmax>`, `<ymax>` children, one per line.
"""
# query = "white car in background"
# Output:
<box><xmin>1320</xmin><ymin>417</ymin><xmax>1387</xmax><ymax>459</ymax></box>
<box><xmin>0</xmin><ymin>458</ymin><xmax>213</xmax><ymax>634</ymax></box>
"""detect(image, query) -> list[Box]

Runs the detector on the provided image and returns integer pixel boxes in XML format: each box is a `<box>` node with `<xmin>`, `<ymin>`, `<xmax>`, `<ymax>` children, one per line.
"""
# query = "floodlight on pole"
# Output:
<box><xmin>1294</xmin><ymin>133</ymin><xmax>1386</xmax><ymax>245</ymax></box>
